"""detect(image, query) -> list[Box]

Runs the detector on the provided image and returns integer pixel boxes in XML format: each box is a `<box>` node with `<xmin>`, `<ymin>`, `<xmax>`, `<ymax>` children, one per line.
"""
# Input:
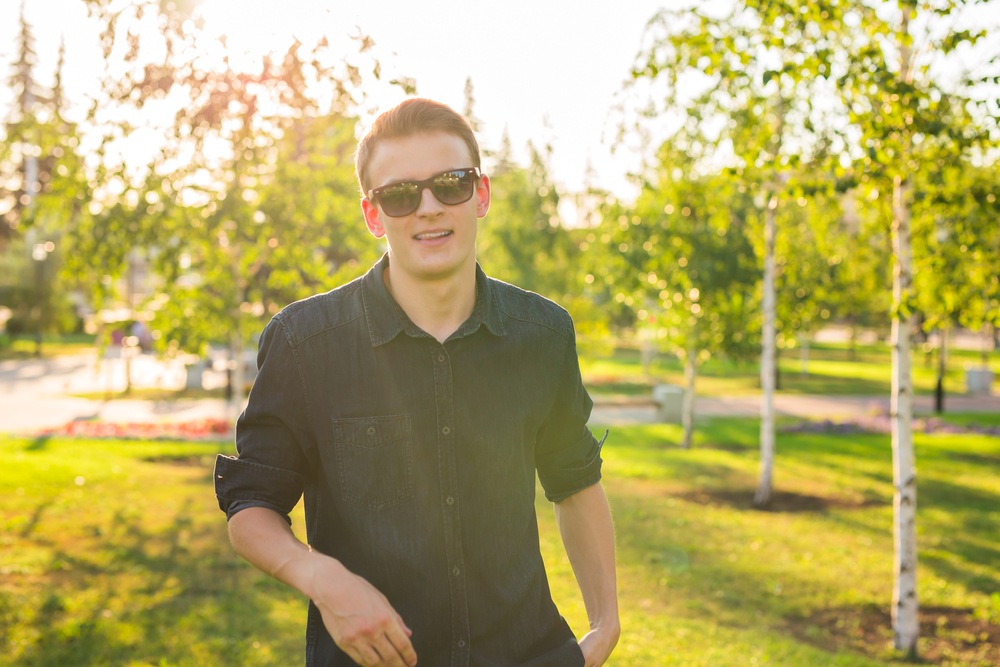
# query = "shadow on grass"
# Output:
<box><xmin>8</xmin><ymin>462</ymin><xmax>301</xmax><ymax>666</ymax></box>
<box><xmin>601</xmin><ymin>420</ymin><xmax>999</xmax><ymax>666</ymax></box>
<box><xmin>25</xmin><ymin>435</ymin><xmax>51</xmax><ymax>452</ymax></box>
<box><xmin>672</xmin><ymin>487</ymin><xmax>887</xmax><ymax>513</ymax></box>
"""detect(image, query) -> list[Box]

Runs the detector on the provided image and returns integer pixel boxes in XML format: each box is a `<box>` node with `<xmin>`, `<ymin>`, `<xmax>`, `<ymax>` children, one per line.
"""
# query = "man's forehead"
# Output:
<box><xmin>367</xmin><ymin>131</ymin><xmax>474</xmax><ymax>184</ymax></box>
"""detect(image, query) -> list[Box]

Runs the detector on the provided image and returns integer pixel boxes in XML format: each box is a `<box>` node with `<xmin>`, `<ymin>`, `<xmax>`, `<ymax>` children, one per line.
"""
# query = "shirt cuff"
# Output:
<box><xmin>214</xmin><ymin>454</ymin><xmax>305</xmax><ymax>522</ymax></box>
<box><xmin>539</xmin><ymin>429</ymin><xmax>607</xmax><ymax>503</ymax></box>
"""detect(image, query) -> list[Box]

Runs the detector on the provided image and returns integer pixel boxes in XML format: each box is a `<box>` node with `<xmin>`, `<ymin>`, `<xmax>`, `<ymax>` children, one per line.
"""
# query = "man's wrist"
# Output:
<box><xmin>274</xmin><ymin>545</ymin><xmax>340</xmax><ymax>599</ymax></box>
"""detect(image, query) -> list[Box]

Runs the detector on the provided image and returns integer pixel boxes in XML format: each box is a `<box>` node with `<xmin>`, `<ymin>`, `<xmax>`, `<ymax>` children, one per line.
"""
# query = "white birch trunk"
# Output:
<box><xmin>799</xmin><ymin>333</ymin><xmax>810</xmax><ymax>377</ymax></box>
<box><xmin>681</xmin><ymin>339</ymin><xmax>697</xmax><ymax>449</ymax></box>
<box><xmin>891</xmin><ymin>9</ymin><xmax>920</xmax><ymax>655</ymax></box>
<box><xmin>891</xmin><ymin>174</ymin><xmax>919</xmax><ymax>657</ymax></box>
<box><xmin>755</xmin><ymin>196</ymin><xmax>777</xmax><ymax>507</ymax></box>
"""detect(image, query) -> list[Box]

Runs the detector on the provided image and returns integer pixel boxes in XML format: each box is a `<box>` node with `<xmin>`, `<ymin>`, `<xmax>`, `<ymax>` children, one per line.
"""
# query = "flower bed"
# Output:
<box><xmin>41</xmin><ymin>418</ymin><xmax>232</xmax><ymax>441</ymax></box>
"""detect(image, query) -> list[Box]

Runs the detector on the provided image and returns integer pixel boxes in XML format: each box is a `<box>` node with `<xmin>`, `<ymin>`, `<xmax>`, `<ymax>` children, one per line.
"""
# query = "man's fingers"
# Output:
<box><xmin>346</xmin><ymin>634</ymin><xmax>413</xmax><ymax>667</ymax></box>
<box><xmin>344</xmin><ymin>644</ymin><xmax>380</xmax><ymax>667</ymax></box>
<box><xmin>384</xmin><ymin>620</ymin><xmax>418</xmax><ymax>666</ymax></box>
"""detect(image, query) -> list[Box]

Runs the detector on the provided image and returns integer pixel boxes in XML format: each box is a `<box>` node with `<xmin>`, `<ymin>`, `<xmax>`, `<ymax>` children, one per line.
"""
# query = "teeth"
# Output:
<box><xmin>415</xmin><ymin>231</ymin><xmax>451</xmax><ymax>240</ymax></box>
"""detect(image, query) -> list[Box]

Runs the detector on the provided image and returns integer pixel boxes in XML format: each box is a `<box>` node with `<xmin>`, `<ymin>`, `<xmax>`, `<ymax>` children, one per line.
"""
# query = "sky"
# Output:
<box><xmin>0</xmin><ymin>0</ymin><xmax>671</xmax><ymax>204</ymax></box>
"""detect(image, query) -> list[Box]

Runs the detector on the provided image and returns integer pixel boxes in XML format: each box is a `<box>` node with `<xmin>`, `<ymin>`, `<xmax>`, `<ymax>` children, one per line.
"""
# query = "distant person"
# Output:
<box><xmin>215</xmin><ymin>98</ymin><xmax>619</xmax><ymax>666</ymax></box>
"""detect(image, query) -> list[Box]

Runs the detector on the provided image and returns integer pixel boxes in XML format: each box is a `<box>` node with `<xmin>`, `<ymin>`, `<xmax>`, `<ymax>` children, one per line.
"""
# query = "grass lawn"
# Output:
<box><xmin>0</xmin><ymin>334</ymin><xmax>97</xmax><ymax>361</ymax></box>
<box><xmin>1</xmin><ymin>416</ymin><xmax>998</xmax><ymax>666</ymax></box>
<box><xmin>580</xmin><ymin>341</ymin><xmax>1000</xmax><ymax>400</ymax></box>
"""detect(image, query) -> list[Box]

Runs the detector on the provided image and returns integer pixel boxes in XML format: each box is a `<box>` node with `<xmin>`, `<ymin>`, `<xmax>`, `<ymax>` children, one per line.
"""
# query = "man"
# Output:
<box><xmin>215</xmin><ymin>98</ymin><xmax>619</xmax><ymax>667</ymax></box>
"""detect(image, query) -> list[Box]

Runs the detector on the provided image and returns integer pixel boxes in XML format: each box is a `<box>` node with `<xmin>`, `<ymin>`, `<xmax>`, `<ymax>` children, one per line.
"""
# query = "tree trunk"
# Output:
<box><xmin>755</xmin><ymin>196</ymin><xmax>777</xmax><ymax>508</ymax></box>
<box><xmin>891</xmin><ymin>174</ymin><xmax>919</xmax><ymax>658</ymax></box>
<box><xmin>681</xmin><ymin>340</ymin><xmax>697</xmax><ymax>449</ymax></box>
<box><xmin>934</xmin><ymin>325</ymin><xmax>947</xmax><ymax>414</ymax></box>
<box><xmin>799</xmin><ymin>333</ymin><xmax>810</xmax><ymax>378</ymax></box>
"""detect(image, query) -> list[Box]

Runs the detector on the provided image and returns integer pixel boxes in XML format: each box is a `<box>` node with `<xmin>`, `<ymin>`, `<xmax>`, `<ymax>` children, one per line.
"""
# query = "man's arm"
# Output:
<box><xmin>227</xmin><ymin>507</ymin><xmax>417</xmax><ymax>667</ymax></box>
<box><xmin>554</xmin><ymin>482</ymin><xmax>620</xmax><ymax>667</ymax></box>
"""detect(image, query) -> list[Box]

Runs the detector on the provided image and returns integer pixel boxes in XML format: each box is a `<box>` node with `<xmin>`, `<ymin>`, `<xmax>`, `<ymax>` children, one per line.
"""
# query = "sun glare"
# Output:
<box><xmin>194</xmin><ymin>0</ymin><xmax>342</xmax><ymax>73</ymax></box>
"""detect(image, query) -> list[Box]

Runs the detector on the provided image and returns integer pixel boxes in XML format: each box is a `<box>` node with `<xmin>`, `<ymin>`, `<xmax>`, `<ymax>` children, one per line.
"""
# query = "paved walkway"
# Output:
<box><xmin>1</xmin><ymin>353</ymin><xmax>997</xmax><ymax>434</ymax></box>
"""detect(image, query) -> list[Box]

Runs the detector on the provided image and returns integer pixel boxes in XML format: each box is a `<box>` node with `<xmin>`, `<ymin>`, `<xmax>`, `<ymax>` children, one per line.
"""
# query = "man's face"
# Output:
<box><xmin>362</xmin><ymin>131</ymin><xmax>490</xmax><ymax>285</ymax></box>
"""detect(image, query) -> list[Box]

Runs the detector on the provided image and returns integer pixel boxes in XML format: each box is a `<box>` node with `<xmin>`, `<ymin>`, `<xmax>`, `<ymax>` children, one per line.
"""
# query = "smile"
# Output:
<box><xmin>414</xmin><ymin>231</ymin><xmax>452</xmax><ymax>240</ymax></box>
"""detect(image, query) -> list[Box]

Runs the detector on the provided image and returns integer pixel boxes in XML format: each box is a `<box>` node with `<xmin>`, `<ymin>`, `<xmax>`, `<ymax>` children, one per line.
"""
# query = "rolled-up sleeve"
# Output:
<box><xmin>535</xmin><ymin>330</ymin><xmax>607</xmax><ymax>503</ymax></box>
<box><xmin>214</xmin><ymin>315</ymin><xmax>314</xmax><ymax>523</ymax></box>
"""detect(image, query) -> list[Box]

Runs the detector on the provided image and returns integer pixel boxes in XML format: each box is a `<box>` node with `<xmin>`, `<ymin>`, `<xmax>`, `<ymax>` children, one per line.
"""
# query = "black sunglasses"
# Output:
<box><xmin>368</xmin><ymin>167</ymin><xmax>481</xmax><ymax>217</ymax></box>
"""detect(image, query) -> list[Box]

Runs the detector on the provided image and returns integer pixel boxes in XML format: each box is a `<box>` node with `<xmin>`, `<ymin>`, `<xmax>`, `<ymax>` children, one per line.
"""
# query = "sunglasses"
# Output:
<box><xmin>368</xmin><ymin>167</ymin><xmax>481</xmax><ymax>217</ymax></box>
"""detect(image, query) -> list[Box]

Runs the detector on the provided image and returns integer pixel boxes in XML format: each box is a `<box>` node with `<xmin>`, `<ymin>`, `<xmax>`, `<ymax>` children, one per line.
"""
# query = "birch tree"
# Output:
<box><xmin>829</xmin><ymin>0</ymin><xmax>999</xmax><ymax>653</ymax></box>
<box><xmin>629</xmin><ymin>0</ymin><xmax>998</xmax><ymax>654</ymax></box>
<box><xmin>629</xmin><ymin>1</ymin><xmax>842</xmax><ymax>501</ymax></box>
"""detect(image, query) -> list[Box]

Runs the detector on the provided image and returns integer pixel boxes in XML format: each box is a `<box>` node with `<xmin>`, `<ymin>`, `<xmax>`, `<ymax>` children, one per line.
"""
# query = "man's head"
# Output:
<box><xmin>355</xmin><ymin>98</ymin><xmax>481</xmax><ymax>196</ymax></box>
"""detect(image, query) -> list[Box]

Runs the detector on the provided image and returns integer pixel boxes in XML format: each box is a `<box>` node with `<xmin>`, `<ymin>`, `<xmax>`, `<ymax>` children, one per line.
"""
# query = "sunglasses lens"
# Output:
<box><xmin>372</xmin><ymin>168</ymin><xmax>478</xmax><ymax>217</ymax></box>
<box><xmin>378</xmin><ymin>184</ymin><xmax>420</xmax><ymax>217</ymax></box>
<box><xmin>431</xmin><ymin>170</ymin><xmax>476</xmax><ymax>205</ymax></box>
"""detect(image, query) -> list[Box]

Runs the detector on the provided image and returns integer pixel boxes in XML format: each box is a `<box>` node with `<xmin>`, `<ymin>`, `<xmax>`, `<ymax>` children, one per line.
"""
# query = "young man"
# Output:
<box><xmin>215</xmin><ymin>98</ymin><xmax>619</xmax><ymax>667</ymax></box>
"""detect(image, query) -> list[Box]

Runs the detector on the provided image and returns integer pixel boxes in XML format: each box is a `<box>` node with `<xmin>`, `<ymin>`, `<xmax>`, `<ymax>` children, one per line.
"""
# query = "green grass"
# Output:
<box><xmin>0</xmin><ymin>334</ymin><xmax>97</xmax><ymax>361</ymax></box>
<box><xmin>580</xmin><ymin>341</ymin><xmax>1000</xmax><ymax>400</ymax></box>
<box><xmin>2</xmin><ymin>418</ymin><xmax>998</xmax><ymax>666</ymax></box>
<box><xmin>70</xmin><ymin>387</ymin><xmax>230</xmax><ymax>401</ymax></box>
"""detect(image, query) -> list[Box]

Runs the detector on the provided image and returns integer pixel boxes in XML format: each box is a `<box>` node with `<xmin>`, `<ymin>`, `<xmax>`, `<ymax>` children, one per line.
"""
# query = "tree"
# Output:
<box><xmin>911</xmin><ymin>157</ymin><xmax>1000</xmax><ymax>407</ymax></box>
<box><xmin>606</xmin><ymin>143</ymin><xmax>760</xmax><ymax>448</ymax></box>
<box><xmin>629</xmin><ymin>0</ymin><xmax>999</xmax><ymax>654</ymax></box>
<box><xmin>828</xmin><ymin>1</ymin><xmax>999</xmax><ymax>652</ymax></box>
<box><xmin>73</xmin><ymin>0</ymin><xmax>387</xmax><ymax>399</ymax></box>
<box><xmin>1</xmin><ymin>5</ymin><xmax>89</xmax><ymax>354</ymax></box>
<box><xmin>628</xmin><ymin>0</ymin><xmax>845</xmax><ymax>500</ymax></box>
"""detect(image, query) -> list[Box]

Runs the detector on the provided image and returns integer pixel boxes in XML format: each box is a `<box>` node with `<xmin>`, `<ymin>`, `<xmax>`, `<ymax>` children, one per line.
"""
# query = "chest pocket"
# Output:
<box><xmin>332</xmin><ymin>414</ymin><xmax>414</xmax><ymax>511</ymax></box>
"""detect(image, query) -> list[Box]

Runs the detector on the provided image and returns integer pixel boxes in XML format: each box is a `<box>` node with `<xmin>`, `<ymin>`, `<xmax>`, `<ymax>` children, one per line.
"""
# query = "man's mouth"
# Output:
<box><xmin>414</xmin><ymin>231</ymin><xmax>452</xmax><ymax>240</ymax></box>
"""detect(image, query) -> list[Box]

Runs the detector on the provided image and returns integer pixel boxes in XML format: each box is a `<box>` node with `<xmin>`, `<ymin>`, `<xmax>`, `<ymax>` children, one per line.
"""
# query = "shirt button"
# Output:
<box><xmin>437</xmin><ymin>353</ymin><xmax>446</xmax><ymax>362</ymax></box>
<box><xmin>446</xmin><ymin>496</ymin><xmax>455</xmax><ymax>505</ymax></box>
<box><xmin>458</xmin><ymin>639</ymin><xmax>467</xmax><ymax>648</ymax></box>
<box><xmin>452</xmin><ymin>567</ymin><xmax>461</xmax><ymax>577</ymax></box>
<box><xmin>442</xmin><ymin>426</ymin><xmax>451</xmax><ymax>435</ymax></box>
<box><xmin>366</xmin><ymin>426</ymin><xmax>376</xmax><ymax>436</ymax></box>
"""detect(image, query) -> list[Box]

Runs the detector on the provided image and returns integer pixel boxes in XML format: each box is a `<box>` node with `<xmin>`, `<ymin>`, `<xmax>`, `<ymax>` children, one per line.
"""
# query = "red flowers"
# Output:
<box><xmin>42</xmin><ymin>419</ymin><xmax>233</xmax><ymax>441</ymax></box>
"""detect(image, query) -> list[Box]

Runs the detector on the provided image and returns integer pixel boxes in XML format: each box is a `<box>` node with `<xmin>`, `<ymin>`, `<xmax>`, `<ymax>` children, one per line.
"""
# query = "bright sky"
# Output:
<box><xmin>0</xmin><ymin>0</ymin><xmax>668</xmax><ymax>203</ymax></box>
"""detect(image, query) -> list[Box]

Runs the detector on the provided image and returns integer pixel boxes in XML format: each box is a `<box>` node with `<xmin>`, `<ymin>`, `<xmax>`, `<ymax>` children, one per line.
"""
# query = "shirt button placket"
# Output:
<box><xmin>431</xmin><ymin>344</ymin><xmax>471</xmax><ymax>666</ymax></box>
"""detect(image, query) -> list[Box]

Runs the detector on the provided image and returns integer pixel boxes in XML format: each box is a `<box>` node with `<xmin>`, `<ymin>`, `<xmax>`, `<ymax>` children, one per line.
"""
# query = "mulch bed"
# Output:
<box><xmin>786</xmin><ymin>603</ymin><xmax>999</xmax><ymax>665</ymax></box>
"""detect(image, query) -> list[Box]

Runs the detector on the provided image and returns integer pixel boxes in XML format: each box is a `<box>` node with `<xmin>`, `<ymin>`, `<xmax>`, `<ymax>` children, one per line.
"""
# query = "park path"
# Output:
<box><xmin>1</xmin><ymin>352</ymin><xmax>997</xmax><ymax>434</ymax></box>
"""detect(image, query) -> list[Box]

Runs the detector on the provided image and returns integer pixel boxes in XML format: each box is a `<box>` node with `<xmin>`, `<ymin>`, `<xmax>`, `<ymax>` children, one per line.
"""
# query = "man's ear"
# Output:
<box><xmin>362</xmin><ymin>197</ymin><xmax>386</xmax><ymax>238</ymax></box>
<box><xmin>476</xmin><ymin>173</ymin><xmax>491</xmax><ymax>219</ymax></box>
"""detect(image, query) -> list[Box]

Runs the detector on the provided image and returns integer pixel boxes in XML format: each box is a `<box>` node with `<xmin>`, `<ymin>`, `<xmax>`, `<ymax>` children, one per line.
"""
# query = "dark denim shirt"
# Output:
<box><xmin>215</xmin><ymin>254</ymin><xmax>604</xmax><ymax>667</ymax></box>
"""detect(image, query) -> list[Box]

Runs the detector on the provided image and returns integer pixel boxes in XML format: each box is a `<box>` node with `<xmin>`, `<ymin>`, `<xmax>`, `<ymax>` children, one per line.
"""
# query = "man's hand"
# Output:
<box><xmin>227</xmin><ymin>508</ymin><xmax>417</xmax><ymax>666</ymax></box>
<box><xmin>579</xmin><ymin>624</ymin><xmax>621</xmax><ymax>667</ymax></box>
<box><xmin>310</xmin><ymin>559</ymin><xmax>418</xmax><ymax>667</ymax></box>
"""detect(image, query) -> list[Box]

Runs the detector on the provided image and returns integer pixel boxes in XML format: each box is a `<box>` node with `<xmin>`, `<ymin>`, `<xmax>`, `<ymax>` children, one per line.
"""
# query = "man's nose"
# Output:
<box><xmin>415</xmin><ymin>185</ymin><xmax>444</xmax><ymax>216</ymax></box>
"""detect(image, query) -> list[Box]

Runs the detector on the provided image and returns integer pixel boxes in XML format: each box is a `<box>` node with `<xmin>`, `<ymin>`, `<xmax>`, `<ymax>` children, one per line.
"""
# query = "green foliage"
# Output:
<box><xmin>911</xmin><ymin>160</ymin><xmax>1000</xmax><ymax>332</ymax></box>
<box><xmin>1</xmin><ymin>11</ymin><xmax>90</xmax><ymax>352</ymax></box>
<box><xmin>626</xmin><ymin>0</ymin><xmax>1000</xmax><ymax>348</ymax></box>
<box><xmin>620</xmin><ymin>146</ymin><xmax>761</xmax><ymax>364</ymax></box>
<box><xmin>478</xmin><ymin>140</ymin><xmax>574</xmax><ymax>299</ymax></box>
<box><xmin>66</xmin><ymin>1</ymin><xmax>388</xmax><ymax>358</ymax></box>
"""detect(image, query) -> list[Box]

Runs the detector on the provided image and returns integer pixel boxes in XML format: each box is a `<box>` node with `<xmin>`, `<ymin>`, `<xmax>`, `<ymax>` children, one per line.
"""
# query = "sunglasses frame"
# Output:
<box><xmin>367</xmin><ymin>167</ymin><xmax>482</xmax><ymax>217</ymax></box>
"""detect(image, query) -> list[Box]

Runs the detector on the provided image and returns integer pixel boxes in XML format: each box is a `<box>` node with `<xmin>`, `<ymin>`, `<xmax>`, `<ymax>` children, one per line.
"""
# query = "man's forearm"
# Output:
<box><xmin>554</xmin><ymin>483</ymin><xmax>620</xmax><ymax>664</ymax></box>
<box><xmin>228</xmin><ymin>506</ymin><xmax>418</xmax><ymax>666</ymax></box>
<box><xmin>227</xmin><ymin>506</ymin><xmax>328</xmax><ymax>597</ymax></box>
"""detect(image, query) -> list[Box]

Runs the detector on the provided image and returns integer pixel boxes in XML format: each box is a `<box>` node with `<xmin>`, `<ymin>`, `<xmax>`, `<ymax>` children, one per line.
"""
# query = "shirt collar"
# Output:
<box><xmin>361</xmin><ymin>254</ymin><xmax>507</xmax><ymax>347</ymax></box>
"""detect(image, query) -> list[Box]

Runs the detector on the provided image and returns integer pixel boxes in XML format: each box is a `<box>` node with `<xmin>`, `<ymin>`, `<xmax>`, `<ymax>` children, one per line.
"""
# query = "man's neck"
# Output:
<box><xmin>383</xmin><ymin>264</ymin><xmax>477</xmax><ymax>344</ymax></box>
